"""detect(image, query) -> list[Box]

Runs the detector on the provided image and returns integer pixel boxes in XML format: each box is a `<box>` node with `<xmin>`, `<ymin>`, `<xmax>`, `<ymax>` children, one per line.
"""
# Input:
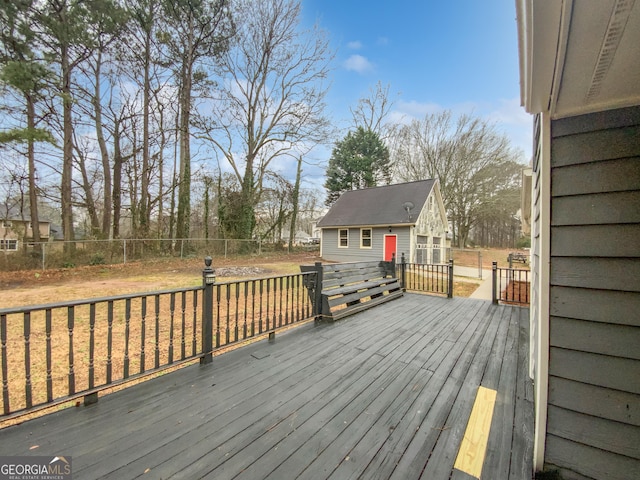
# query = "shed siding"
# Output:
<box><xmin>545</xmin><ymin>106</ymin><xmax>640</xmax><ymax>478</ymax></box>
<box><xmin>321</xmin><ymin>227</ymin><xmax>411</xmax><ymax>263</ymax></box>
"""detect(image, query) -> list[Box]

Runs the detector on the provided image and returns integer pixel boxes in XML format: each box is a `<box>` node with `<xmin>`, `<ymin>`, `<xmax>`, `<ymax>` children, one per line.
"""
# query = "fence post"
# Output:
<box><xmin>123</xmin><ymin>239</ymin><xmax>127</xmax><ymax>264</ymax></box>
<box><xmin>313</xmin><ymin>262</ymin><xmax>323</xmax><ymax>318</ymax></box>
<box><xmin>201</xmin><ymin>256</ymin><xmax>216</xmax><ymax>364</ymax></box>
<box><xmin>478</xmin><ymin>251</ymin><xmax>483</xmax><ymax>279</ymax></box>
<box><xmin>400</xmin><ymin>253</ymin><xmax>407</xmax><ymax>291</ymax></box>
<box><xmin>448</xmin><ymin>259</ymin><xmax>454</xmax><ymax>298</ymax></box>
<box><xmin>492</xmin><ymin>261</ymin><xmax>498</xmax><ymax>305</ymax></box>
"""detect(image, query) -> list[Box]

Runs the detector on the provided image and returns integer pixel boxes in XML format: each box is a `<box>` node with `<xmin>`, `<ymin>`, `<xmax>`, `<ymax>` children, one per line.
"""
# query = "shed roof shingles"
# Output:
<box><xmin>317</xmin><ymin>180</ymin><xmax>436</xmax><ymax>227</ymax></box>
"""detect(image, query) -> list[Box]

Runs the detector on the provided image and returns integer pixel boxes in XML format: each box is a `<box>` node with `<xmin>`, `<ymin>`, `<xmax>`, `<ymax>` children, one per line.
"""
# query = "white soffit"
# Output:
<box><xmin>554</xmin><ymin>0</ymin><xmax>640</xmax><ymax>118</ymax></box>
<box><xmin>519</xmin><ymin>0</ymin><xmax>640</xmax><ymax>117</ymax></box>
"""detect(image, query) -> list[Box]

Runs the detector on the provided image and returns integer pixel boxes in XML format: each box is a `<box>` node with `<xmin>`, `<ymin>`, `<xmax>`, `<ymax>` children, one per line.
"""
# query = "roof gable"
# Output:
<box><xmin>317</xmin><ymin>180</ymin><xmax>436</xmax><ymax>228</ymax></box>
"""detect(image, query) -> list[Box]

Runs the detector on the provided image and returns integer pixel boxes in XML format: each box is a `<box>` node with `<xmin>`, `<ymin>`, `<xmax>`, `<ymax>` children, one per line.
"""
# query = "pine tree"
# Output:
<box><xmin>324</xmin><ymin>127</ymin><xmax>391</xmax><ymax>206</ymax></box>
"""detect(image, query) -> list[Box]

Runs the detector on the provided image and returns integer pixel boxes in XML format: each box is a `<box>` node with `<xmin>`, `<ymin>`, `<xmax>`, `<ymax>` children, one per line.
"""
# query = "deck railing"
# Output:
<box><xmin>492</xmin><ymin>262</ymin><xmax>530</xmax><ymax>306</ymax></box>
<box><xmin>396</xmin><ymin>254</ymin><xmax>454</xmax><ymax>298</ymax></box>
<box><xmin>0</xmin><ymin>257</ymin><xmax>316</xmax><ymax>418</ymax></box>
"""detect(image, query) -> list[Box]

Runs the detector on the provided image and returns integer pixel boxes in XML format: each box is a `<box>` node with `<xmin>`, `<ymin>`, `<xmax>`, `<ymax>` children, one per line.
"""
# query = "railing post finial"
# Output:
<box><xmin>492</xmin><ymin>261</ymin><xmax>498</xmax><ymax>305</ymax></box>
<box><xmin>201</xmin><ymin>256</ymin><xmax>215</xmax><ymax>364</ymax></box>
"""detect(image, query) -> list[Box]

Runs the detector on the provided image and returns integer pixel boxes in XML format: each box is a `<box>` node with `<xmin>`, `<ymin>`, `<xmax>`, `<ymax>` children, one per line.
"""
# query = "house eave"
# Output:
<box><xmin>518</xmin><ymin>0</ymin><xmax>640</xmax><ymax>118</ymax></box>
<box><xmin>318</xmin><ymin>223</ymin><xmax>415</xmax><ymax>230</ymax></box>
<box><xmin>516</xmin><ymin>0</ymin><xmax>566</xmax><ymax>115</ymax></box>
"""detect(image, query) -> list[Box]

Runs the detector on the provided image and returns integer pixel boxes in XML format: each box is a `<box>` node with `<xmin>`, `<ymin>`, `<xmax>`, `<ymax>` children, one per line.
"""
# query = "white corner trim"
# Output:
<box><xmin>533</xmin><ymin>112</ymin><xmax>552</xmax><ymax>471</ymax></box>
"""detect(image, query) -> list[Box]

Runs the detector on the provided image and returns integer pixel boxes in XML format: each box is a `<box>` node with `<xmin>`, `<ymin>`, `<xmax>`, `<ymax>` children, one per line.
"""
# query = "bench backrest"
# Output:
<box><xmin>322</xmin><ymin>261</ymin><xmax>394</xmax><ymax>290</ymax></box>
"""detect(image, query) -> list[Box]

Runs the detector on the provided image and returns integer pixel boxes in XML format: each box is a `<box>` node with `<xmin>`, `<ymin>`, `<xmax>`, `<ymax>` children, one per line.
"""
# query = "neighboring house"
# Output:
<box><xmin>517</xmin><ymin>2</ymin><xmax>640</xmax><ymax>479</ymax></box>
<box><xmin>280</xmin><ymin>230</ymin><xmax>312</xmax><ymax>245</ymax></box>
<box><xmin>0</xmin><ymin>217</ymin><xmax>51</xmax><ymax>252</ymax></box>
<box><xmin>317</xmin><ymin>179</ymin><xmax>448</xmax><ymax>264</ymax></box>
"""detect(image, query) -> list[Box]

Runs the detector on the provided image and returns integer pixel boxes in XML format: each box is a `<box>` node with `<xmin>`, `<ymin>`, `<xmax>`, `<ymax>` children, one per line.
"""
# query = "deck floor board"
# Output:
<box><xmin>0</xmin><ymin>294</ymin><xmax>534</xmax><ymax>480</ymax></box>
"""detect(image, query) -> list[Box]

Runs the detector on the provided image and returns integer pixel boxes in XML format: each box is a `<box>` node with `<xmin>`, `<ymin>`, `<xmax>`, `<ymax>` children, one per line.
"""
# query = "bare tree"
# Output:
<box><xmin>199</xmin><ymin>0</ymin><xmax>333</xmax><ymax>240</ymax></box>
<box><xmin>390</xmin><ymin>110</ymin><xmax>524</xmax><ymax>247</ymax></box>
<box><xmin>350</xmin><ymin>81</ymin><xmax>395</xmax><ymax>138</ymax></box>
<box><xmin>122</xmin><ymin>0</ymin><xmax>159</xmax><ymax>238</ymax></box>
<box><xmin>160</xmin><ymin>0</ymin><xmax>234</xmax><ymax>242</ymax></box>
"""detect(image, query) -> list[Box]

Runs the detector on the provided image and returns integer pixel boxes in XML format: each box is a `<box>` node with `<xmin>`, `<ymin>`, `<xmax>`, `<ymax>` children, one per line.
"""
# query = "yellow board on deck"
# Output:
<box><xmin>453</xmin><ymin>385</ymin><xmax>498</xmax><ymax>479</ymax></box>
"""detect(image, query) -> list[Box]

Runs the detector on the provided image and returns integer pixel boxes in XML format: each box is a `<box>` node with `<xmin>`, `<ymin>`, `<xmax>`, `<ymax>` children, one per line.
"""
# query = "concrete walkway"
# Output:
<box><xmin>453</xmin><ymin>265</ymin><xmax>493</xmax><ymax>301</ymax></box>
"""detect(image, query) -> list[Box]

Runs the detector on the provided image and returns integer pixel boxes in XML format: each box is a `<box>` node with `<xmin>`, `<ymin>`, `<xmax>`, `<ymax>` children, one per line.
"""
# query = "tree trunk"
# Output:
<box><xmin>26</xmin><ymin>93</ymin><xmax>41</xmax><ymax>249</ymax></box>
<box><xmin>168</xmin><ymin>137</ymin><xmax>178</xmax><ymax>243</ymax></box>
<box><xmin>93</xmin><ymin>50</ymin><xmax>111</xmax><ymax>239</ymax></box>
<box><xmin>156</xmin><ymin>106</ymin><xmax>166</xmax><ymax>238</ymax></box>
<box><xmin>175</xmin><ymin>59</ymin><xmax>193</xmax><ymax>241</ymax></box>
<box><xmin>77</xmin><ymin>148</ymin><xmax>101</xmax><ymax>236</ymax></box>
<box><xmin>112</xmin><ymin>117</ymin><xmax>123</xmax><ymax>239</ymax></box>
<box><xmin>288</xmin><ymin>156</ymin><xmax>302</xmax><ymax>253</ymax></box>
<box><xmin>61</xmin><ymin>44</ymin><xmax>75</xmax><ymax>255</ymax></box>
<box><xmin>129</xmin><ymin>128</ymin><xmax>139</xmax><ymax>237</ymax></box>
<box><xmin>203</xmin><ymin>176</ymin><xmax>212</xmax><ymax>240</ymax></box>
<box><xmin>139</xmin><ymin>26</ymin><xmax>152</xmax><ymax>238</ymax></box>
<box><xmin>239</xmin><ymin>159</ymin><xmax>256</xmax><ymax>241</ymax></box>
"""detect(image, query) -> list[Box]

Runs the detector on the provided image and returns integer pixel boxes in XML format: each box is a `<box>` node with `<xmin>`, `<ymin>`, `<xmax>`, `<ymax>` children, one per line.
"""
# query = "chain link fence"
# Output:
<box><xmin>0</xmin><ymin>238</ymin><xmax>312</xmax><ymax>272</ymax></box>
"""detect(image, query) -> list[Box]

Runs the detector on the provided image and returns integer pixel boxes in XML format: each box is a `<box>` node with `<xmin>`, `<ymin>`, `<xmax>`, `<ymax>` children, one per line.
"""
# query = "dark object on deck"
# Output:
<box><xmin>535</xmin><ymin>470</ymin><xmax>563</xmax><ymax>480</ymax></box>
<box><xmin>301</xmin><ymin>260</ymin><xmax>403</xmax><ymax>321</ymax></box>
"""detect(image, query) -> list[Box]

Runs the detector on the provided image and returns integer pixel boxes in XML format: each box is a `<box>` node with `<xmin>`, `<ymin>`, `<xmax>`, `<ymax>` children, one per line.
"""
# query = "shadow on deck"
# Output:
<box><xmin>0</xmin><ymin>294</ymin><xmax>534</xmax><ymax>480</ymax></box>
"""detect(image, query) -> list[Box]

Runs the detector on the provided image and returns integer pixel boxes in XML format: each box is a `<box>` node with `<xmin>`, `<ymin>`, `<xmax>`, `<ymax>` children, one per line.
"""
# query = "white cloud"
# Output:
<box><xmin>346</xmin><ymin>40</ymin><xmax>362</xmax><ymax>50</ymax></box>
<box><xmin>343</xmin><ymin>54</ymin><xmax>374</xmax><ymax>74</ymax></box>
<box><xmin>484</xmin><ymin>98</ymin><xmax>533</xmax><ymax>160</ymax></box>
<box><xmin>394</xmin><ymin>100</ymin><xmax>443</xmax><ymax>118</ymax></box>
<box><xmin>486</xmin><ymin>97</ymin><xmax>531</xmax><ymax>126</ymax></box>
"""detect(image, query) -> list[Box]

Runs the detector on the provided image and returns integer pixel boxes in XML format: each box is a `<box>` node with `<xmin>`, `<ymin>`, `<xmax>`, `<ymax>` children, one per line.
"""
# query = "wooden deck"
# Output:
<box><xmin>0</xmin><ymin>294</ymin><xmax>534</xmax><ymax>479</ymax></box>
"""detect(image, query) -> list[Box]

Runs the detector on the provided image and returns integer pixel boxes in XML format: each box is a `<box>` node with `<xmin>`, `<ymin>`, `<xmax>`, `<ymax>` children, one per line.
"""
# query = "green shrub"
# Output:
<box><xmin>516</xmin><ymin>236</ymin><xmax>531</xmax><ymax>249</ymax></box>
<box><xmin>90</xmin><ymin>253</ymin><xmax>106</xmax><ymax>265</ymax></box>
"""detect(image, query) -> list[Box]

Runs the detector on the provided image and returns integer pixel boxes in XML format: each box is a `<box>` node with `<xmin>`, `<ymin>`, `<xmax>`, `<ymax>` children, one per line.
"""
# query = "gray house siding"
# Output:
<box><xmin>545</xmin><ymin>106</ymin><xmax>640</xmax><ymax>479</ymax></box>
<box><xmin>321</xmin><ymin>227</ymin><xmax>411</xmax><ymax>263</ymax></box>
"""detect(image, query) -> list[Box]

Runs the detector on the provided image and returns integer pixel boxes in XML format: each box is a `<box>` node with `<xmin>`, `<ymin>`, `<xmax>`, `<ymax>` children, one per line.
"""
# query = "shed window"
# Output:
<box><xmin>360</xmin><ymin>228</ymin><xmax>372</xmax><ymax>248</ymax></box>
<box><xmin>0</xmin><ymin>239</ymin><xmax>18</xmax><ymax>251</ymax></box>
<box><xmin>338</xmin><ymin>229</ymin><xmax>349</xmax><ymax>248</ymax></box>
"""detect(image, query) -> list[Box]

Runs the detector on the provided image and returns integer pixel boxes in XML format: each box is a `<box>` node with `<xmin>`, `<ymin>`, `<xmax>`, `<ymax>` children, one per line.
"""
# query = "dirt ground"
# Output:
<box><xmin>0</xmin><ymin>248</ymin><xmax>526</xmax><ymax>308</ymax></box>
<box><xmin>0</xmin><ymin>252</ymin><xmax>321</xmax><ymax>308</ymax></box>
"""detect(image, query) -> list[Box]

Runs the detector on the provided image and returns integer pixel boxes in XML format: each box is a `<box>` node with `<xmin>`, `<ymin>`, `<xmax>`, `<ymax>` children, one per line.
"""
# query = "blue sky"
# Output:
<box><xmin>299</xmin><ymin>0</ymin><xmax>531</xmax><ymax>168</ymax></box>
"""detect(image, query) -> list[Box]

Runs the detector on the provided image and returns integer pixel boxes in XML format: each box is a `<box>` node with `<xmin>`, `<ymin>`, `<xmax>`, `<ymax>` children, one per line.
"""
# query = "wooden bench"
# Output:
<box><xmin>301</xmin><ymin>261</ymin><xmax>403</xmax><ymax>321</ymax></box>
<box><xmin>508</xmin><ymin>252</ymin><xmax>528</xmax><ymax>264</ymax></box>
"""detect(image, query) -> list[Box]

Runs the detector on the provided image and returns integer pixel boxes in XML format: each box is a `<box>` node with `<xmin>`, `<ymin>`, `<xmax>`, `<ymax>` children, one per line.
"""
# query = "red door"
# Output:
<box><xmin>384</xmin><ymin>235</ymin><xmax>397</xmax><ymax>262</ymax></box>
